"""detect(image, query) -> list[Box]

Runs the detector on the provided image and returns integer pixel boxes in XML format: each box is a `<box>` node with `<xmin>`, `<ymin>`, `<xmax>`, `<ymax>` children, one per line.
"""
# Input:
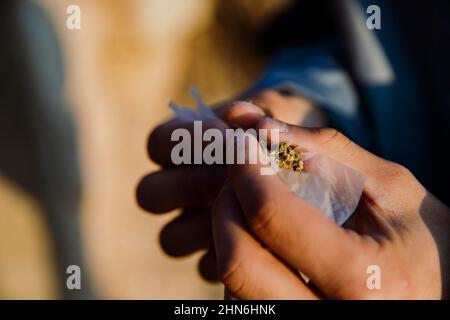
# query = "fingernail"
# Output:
<box><xmin>223</xmin><ymin>101</ymin><xmax>266</xmax><ymax>129</ymax></box>
<box><xmin>223</xmin><ymin>101</ymin><xmax>266</xmax><ymax>121</ymax></box>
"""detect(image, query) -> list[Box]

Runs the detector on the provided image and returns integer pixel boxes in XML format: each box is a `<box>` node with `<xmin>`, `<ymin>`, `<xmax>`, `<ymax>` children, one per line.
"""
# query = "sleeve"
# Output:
<box><xmin>249</xmin><ymin>44</ymin><xmax>373</xmax><ymax>149</ymax></box>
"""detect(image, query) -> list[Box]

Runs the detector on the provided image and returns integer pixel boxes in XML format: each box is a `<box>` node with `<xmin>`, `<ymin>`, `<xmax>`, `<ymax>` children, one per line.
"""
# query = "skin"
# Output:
<box><xmin>212</xmin><ymin>104</ymin><xmax>450</xmax><ymax>299</ymax></box>
<box><xmin>136</xmin><ymin>92</ymin><xmax>450</xmax><ymax>298</ymax></box>
<box><xmin>137</xmin><ymin>90</ymin><xmax>317</xmax><ymax>281</ymax></box>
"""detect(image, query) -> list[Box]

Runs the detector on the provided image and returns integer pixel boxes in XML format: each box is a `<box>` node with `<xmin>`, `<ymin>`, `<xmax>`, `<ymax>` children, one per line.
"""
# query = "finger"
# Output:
<box><xmin>212</xmin><ymin>184</ymin><xmax>318</xmax><ymax>299</ymax></box>
<box><xmin>220</xmin><ymin>101</ymin><xmax>266</xmax><ymax>129</ymax></box>
<box><xmin>148</xmin><ymin>104</ymin><xmax>265</xmax><ymax>166</ymax></box>
<box><xmin>255</xmin><ymin>117</ymin><xmax>385</xmax><ymax>177</ymax></box>
<box><xmin>228</xmin><ymin>134</ymin><xmax>365</xmax><ymax>294</ymax></box>
<box><xmin>147</xmin><ymin>118</ymin><xmax>228</xmax><ymax>166</ymax></box>
<box><xmin>136</xmin><ymin>166</ymin><xmax>226</xmax><ymax>213</ymax></box>
<box><xmin>222</xmin><ymin>102</ymin><xmax>385</xmax><ymax>178</ymax></box>
<box><xmin>160</xmin><ymin>207</ymin><xmax>212</xmax><ymax>257</ymax></box>
<box><xmin>260</xmin><ymin>119</ymin><xmax>428</xmax><ymax>214</ymax></box>
<box><xmin>248</xmin><ymin>90</ymin><xmax>323</xmax><ymax>126</ymax></box>
<box><xmin>198</xmin><ymin>249</ymin><xmax>219</xmax><ymax>282</ymax></box>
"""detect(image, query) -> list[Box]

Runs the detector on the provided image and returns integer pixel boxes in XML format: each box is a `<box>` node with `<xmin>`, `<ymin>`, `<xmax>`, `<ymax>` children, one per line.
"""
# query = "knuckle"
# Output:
<box><xmin>317</xmin><ymin>128</ymin><xmax>350</xmax><ymax>149</ymax></box>
<box><xmin>388</xmin><ymin>162</ymin><xmax>413</xmax><ymax>180</ymax></box>
<box><xmin>379</xmin><ymin>162</ymin><xmax>417</xmax><ymax>190</ymax></box>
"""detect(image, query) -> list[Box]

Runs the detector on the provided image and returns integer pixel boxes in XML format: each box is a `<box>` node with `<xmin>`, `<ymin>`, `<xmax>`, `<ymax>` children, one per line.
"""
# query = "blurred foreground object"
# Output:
<box><xmin>0</xmin><ymin>0</ymin><xmax>91</xmax><ymax>299</ymax></box>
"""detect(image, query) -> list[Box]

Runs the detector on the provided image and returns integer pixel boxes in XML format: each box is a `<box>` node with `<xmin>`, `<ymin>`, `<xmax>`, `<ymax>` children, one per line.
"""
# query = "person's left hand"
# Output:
<box><xmin>136</xmin><ymin>90</ymin><xmax>319</xmax><ymax>281</ymax></box>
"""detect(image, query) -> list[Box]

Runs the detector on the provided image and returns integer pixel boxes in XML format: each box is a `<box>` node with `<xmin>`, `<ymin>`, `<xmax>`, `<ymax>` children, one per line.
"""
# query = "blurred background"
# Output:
<box><xmin>1</xmin><ymin>0</ymin><xmax>449</xmax><ymax>300</ymax></box>
<box><xmin>0</xmin><ymin>0</ymin><xmax>295</xmax><ymax>299</ymax></box>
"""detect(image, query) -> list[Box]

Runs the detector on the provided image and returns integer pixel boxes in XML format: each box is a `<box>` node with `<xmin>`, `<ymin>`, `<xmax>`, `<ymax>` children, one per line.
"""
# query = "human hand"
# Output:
<box><xmin>136</xmin><ymin>90</ymin><xmax>317</xmax><ymax>281</ymax></box>
<box><xmin>212</xmin><ymin>104</ymin><xmax>450</xmax><ymax>299</ymax></box>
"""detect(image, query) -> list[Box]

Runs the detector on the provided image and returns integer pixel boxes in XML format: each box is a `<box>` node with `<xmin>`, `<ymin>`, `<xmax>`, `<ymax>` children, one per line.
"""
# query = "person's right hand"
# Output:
<box><xmin>211</xmin><ymin>109</ymin><xmax>450</xmax><ymax>299</ymax></box>
<box><xmin>136</xmin><ymin>90</ymin><xmax>319</xmax><ymax>281</ymax></box>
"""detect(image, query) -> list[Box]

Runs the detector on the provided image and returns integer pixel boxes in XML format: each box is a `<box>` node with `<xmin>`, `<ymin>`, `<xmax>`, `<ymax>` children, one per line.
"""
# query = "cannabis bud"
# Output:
<box><xmin>269</xmin><ymin>141</ymin><xmax>304</xmax><ymax>172</ymax></box>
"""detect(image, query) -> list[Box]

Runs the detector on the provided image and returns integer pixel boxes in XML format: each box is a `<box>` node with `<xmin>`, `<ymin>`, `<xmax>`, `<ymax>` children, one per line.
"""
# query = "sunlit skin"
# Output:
<box><xmin>213</xmin><ymin>105</ymin><xmax>450</xmax><ymax>299</ymax></box>
<box><xmin>137</xmin><ymin>92</ymin><xmax>450</xmax><ymax>299</ymax></box>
